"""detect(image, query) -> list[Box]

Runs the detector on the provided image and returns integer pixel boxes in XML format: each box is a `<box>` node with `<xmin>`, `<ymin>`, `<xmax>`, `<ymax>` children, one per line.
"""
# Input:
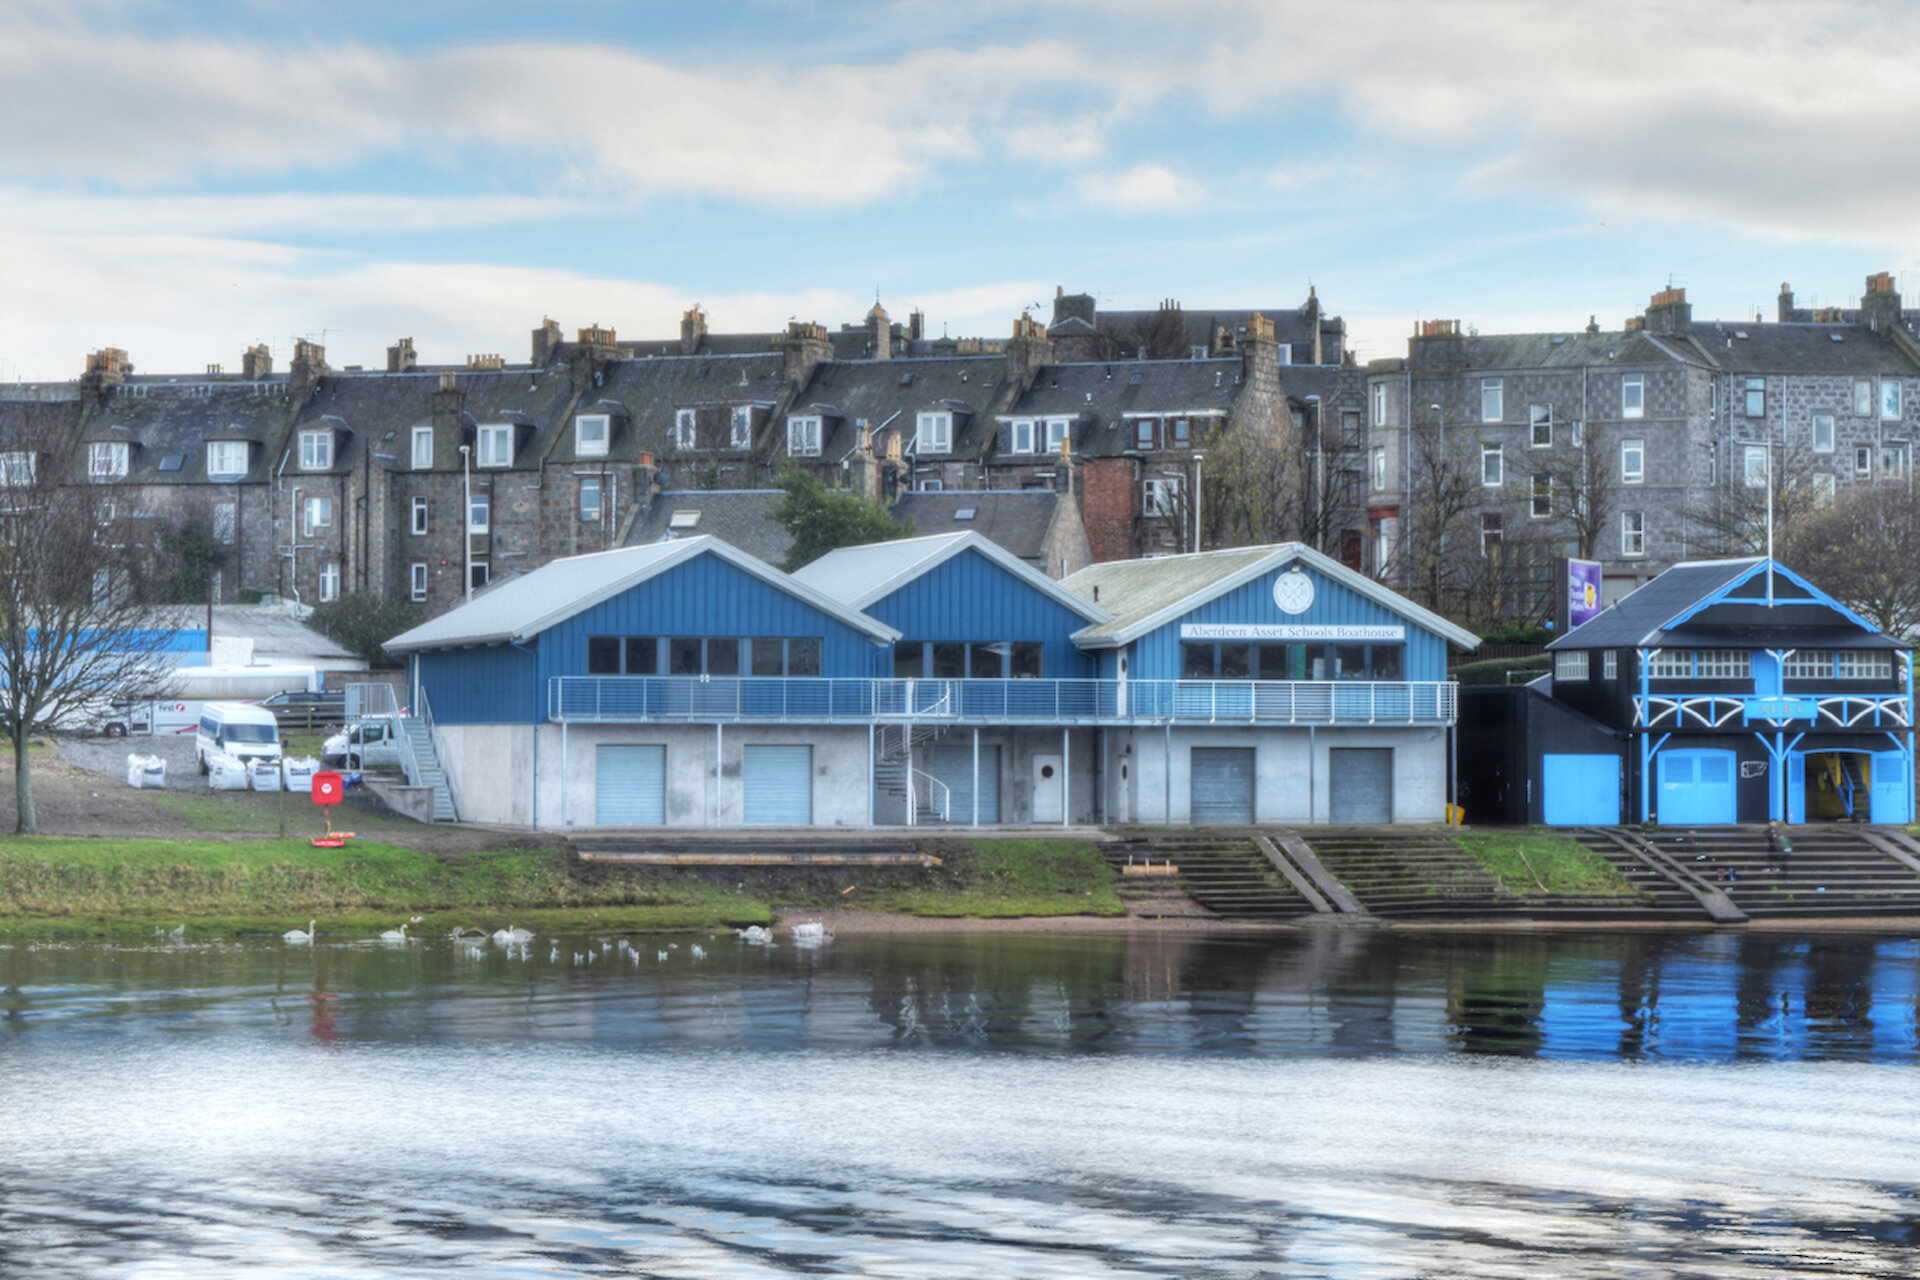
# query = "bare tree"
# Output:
<box><xmin>1095</xmin><ymin>304</ymin><xmax>1190</xmax><ymax>362</ymax></box>
<box><xmin>1387</xmin><ymin>413</ymin><xmax>1484</xmax><ymax>617</ymax></box>
<box><xmin>1777</xmin><ymin>479</ymin><xmax>1920</xmax><ymax>635</ymax></box>
<box><xmin>0</xmin><ymin>414</ymin><xmax>175</xmax><ymax>832</ymax></box>
<box><xmin>1690</xmin><ymin>436</ymin><xmax>1824</xmax><ymax>558</ymax></box>
<box><xmin>1197</xmin><ymin>410</ymin><xmax>1364</xmax><ymax>556</ymax></box>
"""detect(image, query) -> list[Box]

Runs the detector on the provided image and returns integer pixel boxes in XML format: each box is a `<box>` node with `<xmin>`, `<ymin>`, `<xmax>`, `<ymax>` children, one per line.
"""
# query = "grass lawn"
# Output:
<box><xmin>1455</xmin><ymin>829</ymin><xmax>1635</xmax><ymax>895</ymax></box>
<box><xmin>853</xmin><ymin>839</ymin><xmax>1124</xmax><ymax>918</ymax></box>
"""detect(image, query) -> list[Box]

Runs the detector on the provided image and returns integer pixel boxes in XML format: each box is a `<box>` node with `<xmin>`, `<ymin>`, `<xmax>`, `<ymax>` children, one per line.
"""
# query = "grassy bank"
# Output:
<box><xmin>1455</xmin><ymin>830</ymin><xmax>1634</xmax><ymax>895</ymax></box>
<box><xmin>0</xmin><ymin>835</ymin><xmax>1121</xmax><ymax>936</ymax></box>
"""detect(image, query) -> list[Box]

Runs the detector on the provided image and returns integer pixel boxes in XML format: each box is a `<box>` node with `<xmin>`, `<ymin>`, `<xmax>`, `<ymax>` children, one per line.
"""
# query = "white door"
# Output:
<box><xmin>1032</xmin><ymin>753</ymin><xmax>1063</xmax><ymax>822</ymax></box>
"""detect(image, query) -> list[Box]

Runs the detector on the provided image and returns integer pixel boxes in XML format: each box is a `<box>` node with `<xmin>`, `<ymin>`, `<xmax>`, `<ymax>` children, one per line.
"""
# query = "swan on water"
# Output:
<box><xmin>689</xmin><ymin>944</ymin><xmax>706</xmax><ymax>960</ymax></box>
<box><xmin>380</xmin><ymin>923</ymin><xmax>408</xmax><ymax>941</ymax></box>
<box><xmin>284</xmin><ymin>920</ymin><xmax>316</xmax><ymax>944</ymax></box>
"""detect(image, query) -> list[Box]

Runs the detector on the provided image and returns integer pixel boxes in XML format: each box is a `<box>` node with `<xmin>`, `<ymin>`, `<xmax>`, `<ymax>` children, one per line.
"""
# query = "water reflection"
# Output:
<box><xmin>3</xmin><ymin>929</ymin><xmax>1920</xmax><ymax>1277</ymax></box>
<box><xmin>2</xmin><ymin>927</ymin><xmax>1917</xmax><ymax>1059</ymax></box>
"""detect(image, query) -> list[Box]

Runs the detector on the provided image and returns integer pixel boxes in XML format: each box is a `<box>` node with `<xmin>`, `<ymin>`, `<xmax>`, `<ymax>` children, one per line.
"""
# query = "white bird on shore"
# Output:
<box><xmin>284</xmin><ymin>920</ymin><xmax>315</xmax><ymax>944</ymax></box>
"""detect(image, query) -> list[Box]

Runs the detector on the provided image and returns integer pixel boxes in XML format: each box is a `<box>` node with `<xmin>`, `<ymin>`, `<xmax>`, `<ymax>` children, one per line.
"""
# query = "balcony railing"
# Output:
<box><xmin>1636</xmin><ymin>692</ymin><xmax>1912</xmax><ymax>730</ymax></box>
<box><xmin>546</xmin><ymin>677</ymin><xmax>1457</xmax><ymax>726</ymax></box>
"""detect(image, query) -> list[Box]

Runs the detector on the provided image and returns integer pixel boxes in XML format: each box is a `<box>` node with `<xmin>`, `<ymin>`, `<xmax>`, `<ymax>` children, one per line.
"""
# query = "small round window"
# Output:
<box><xmin>1040</xmin><ymin>765</ymin><xmax>1055</xmax><ymax>779</ymax></box>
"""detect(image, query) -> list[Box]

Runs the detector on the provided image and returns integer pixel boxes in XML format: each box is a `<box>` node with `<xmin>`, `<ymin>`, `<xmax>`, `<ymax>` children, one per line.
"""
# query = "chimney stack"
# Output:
<box><xmin>1644</xmin><ymin>286</ymin><xmax>1691</xmax><ymax>334</ymax></box>
<box><xmin>776</xmin><ymin>320</ymin><xmax>833</xmax><ymax>387</ymax></box>
<box><xmin>242</xmin><ymin>343</ymin><xmax>272</xmax><ymax>380</ymax></box>
<box><xmin>1862</xmin><ymin>271</ymin><xmax>1903</xmax><ymax>334</ymax></box>
<box><xmin>680</xmin><ymin>305</ymin><xmax>707</xmax><ymax>356</ymax></box>
<box><xmin>1006</xmin><ymin>312</ymin><xmax>1054</xmax><ymax>387</ymax></box>
<box><xmin>289</xmin><ymin>338</ymin><xmax>328</xmax><ymax>402</ymax></box>
<box><xmin>387</xmin><ymin>337</ymin><xmax>417</xmax><ymax>373</ymax></box>
<box><xmin>81</xmin><ymin>347</ymin><xmax>131</xmax><ymax>405</ymax></box>
<box><xmin>531</xmin><ymin>317</ymin><xmax>563</xmax><ymax>365</ymax></box>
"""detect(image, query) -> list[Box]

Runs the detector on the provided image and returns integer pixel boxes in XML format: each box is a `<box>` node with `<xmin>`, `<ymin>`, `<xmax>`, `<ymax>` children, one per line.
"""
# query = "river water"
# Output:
<box><xmin>3</xmin><ymin>927</ymin><xmax>1918</xmax><ymax>1277</ymax></box>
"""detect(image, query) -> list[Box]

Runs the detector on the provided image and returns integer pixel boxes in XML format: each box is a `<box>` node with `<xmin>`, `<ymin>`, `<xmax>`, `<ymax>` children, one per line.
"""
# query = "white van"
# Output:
<box><xmin>322</xmin><ymin>719</ymin><xmax>403</xmax><ymax>771</ymax></box>
<box><xmin>196</xmin><ymin>702</ymin><xmax>283</xmax><ymax>774</ymax></box>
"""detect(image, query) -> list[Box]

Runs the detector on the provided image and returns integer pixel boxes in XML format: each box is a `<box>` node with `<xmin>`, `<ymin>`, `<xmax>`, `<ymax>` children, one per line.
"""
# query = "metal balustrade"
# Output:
<box><xmin>546</xmin><ymin>677</ymin><xmax>1457</xmax><ymax>726</ymax></box>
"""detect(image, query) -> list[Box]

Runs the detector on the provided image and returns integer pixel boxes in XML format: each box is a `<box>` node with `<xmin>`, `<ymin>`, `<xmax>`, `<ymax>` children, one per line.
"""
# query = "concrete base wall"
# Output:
<box><xmin>1105</xmin><ymin>724</ymin><xmax>1450</xmax><ymax>825</ymax></box>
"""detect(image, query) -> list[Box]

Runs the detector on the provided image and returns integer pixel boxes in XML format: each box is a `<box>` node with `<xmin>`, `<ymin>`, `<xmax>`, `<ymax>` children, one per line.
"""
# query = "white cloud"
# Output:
<box><xmin>1074</xmin><ymin>164</ymin><xmax>1198</xmax><ymax>213</ymax></box>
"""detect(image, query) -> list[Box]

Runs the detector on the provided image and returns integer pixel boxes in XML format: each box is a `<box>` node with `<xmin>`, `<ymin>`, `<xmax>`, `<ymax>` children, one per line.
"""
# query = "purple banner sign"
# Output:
<box><xmin>1567</xmin><ymin>558</ymin><xmax>1603</xmax><ymax>628</ymax></box>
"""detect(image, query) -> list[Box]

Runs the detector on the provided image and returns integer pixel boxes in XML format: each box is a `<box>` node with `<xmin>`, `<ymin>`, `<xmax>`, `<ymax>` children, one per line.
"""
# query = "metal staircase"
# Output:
<box><xmin>874</xmin><ymin>723</ymin><xmax>952</xmax><ymax>825</ymax></box>
<box><xmin>394</xmin><ymin>687</ymin><xmax>456</xmax><ymax>823</ymax></box>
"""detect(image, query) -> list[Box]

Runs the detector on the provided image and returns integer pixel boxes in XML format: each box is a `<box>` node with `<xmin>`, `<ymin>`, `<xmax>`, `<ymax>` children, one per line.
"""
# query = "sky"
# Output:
<box><xmin>4</xmin><ymin>0</ymin><xmax>1919</xmax><ymax>382</ymax></box>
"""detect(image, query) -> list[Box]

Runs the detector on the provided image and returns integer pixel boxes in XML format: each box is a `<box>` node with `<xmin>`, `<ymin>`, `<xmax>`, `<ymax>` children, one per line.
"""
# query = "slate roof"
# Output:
<box><xmin>1006</xmin><ymin>360</ymin><xmax>1242</xmax><ymax>459</ymax></box>
<box><xmin>74</xmin><ymin>381</ymin><xmax>295</xmax><ymax>484</ymax></box>
<box><xmin>791</xmin><ymin>530</ymin><xmax>1105</xmax><ymax>620</ymax></box>
<box><xmin>887</xmin><ymin>490</ymin><xmax>1063</xmax><ymax>565</ymax></box>
<box><xmin>384</xmin><ymin>535</ymin><xmax>896</xmax><ymax>654</ymax></box>
<box><xmin>1427</xmin><ymin>330</ymin><xmax>1700</xmax><ymax>372</ymax></box>
<box><xmin>577</xmin><ymin>354</ymin><xmax>789</xmax><ymax>467</ymax></box>
<box><xmin>2</xmin><ymin>397</ymin><xmax>83</xmax><ymax>456</ymax></box>
<box><xmin>624</xmin><ymin>490</ymin><xmax>792</xmax><ymax>564</ymax></box>
<box><xmin>1061</xmin><ymin>301</ymin><xmax>1343</xmax><ymax>363</ymax></box>
<box><xmin>1548</xmin><ymin>558</ymin><xmax>1903</xmax><ymax>650</ymax></box>
<box><xmin>1064</xmin><ymin>543</ymin><xmax>1479</xmax><ymax>650</ymax></box>
<box><xmin>295</xmin><ymin>368</ymin><xmax>579</xmax><ymax>474</ymax></box>
<box><xmin>790</xmin><ymin>356</ymin><xmax>1010</xmax><ymax>463</ymax></box>
<box><xmin>1662</xmin><ymin>322</ymin><xmax>1920</xmax><ymax>377</ymax></box>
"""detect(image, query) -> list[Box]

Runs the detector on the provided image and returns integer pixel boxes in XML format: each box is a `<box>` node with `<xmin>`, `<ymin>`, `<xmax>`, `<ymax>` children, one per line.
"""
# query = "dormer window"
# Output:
<box><xmin>1134</xmin><ymin>419</ymin><xmax>1156</xmax><ymax>449</ymax></box>
<box><xmin>298</xmin><ymin>429</ymin><xmax>332</xmax><ymax>470</ymax></box>
<box><xmin>206</xmin><ymin>441</ymin><xmax>247</xmax><ymax>479</ymax></box>
<box><xmin>787</xmin><ymin>415</ymin><xmax>821</xmax><ymax>456</ymax></box>
<box><xmin>1011</xmin><ymin>419</ymin><xmax>1035</xmax><ymax>454</ymax></box>
<box><xmin>575</xmin><ymin>414</ymin><xmax>610</xmax><ymax>458</ymax></box>
<box><xmin>88</xmin><ymin>442</ymin><xmax>128</xmax><ymax>480</ymax></box>
<box><xmin>1046</xmin><ymin>418</ymin><xmax>1070</xmax><ymax>452</ymax></box>
<box><xmin>673</xmin><ymin>408</ymin><xmax>696</xmax><ymax>450</ymax></box>
<box><xmin>476</xmin><ymin>422</ymin><xmax>513</xmax><ymax>468</ymax></box>
<box><xmin>0</xmin><ymin>452</ymin><xmax>34</xmax><ymax>487</ymax></box>
<box><xmin>730</xmin><ymin>406</ymin><xmax>752</xmax><ymax>449</ymax></box>
<box><xmin>916</xmin><ymin>411</ymin><xmax>952</xmax><ymax>453</ymax></box>
<box><xmin>411</xmin><ymin>426</ymin><xmax>433</xmax><ymax>470</ymax></box>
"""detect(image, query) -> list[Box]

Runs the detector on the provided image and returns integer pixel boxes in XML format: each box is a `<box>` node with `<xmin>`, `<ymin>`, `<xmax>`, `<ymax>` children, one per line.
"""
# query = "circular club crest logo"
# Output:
<box><xmin>1272</xmin><ymin>569</ymin><xmax>1315</xmax><ymax>615</ymax></box>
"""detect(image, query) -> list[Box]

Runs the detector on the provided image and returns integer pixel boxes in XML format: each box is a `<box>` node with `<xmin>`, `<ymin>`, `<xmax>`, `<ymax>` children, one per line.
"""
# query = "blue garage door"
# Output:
<box><xmin>1657</xmin><ymin>749</ymin><xmax>1737</xmax><ymax>825</ymax></box>
<box><xmin>595</xmin><ymin>745</ymin><xmax>665</xmax><ymax>826</ymax></box>
<box><xmin>1542</xmin><ymin>754</ymin><xmax>1620</xmax><ymax>825</ymax></box>
<box><xmin>1872</xmin><ymin>751</ymin><xmax>1913</xmax><ymax>825</ymax></box>
<box><xmin>743</xmin><ymin>745</ymin><xmax>813</xmax><ymax>825</ymax></box>
<box><xmin>934</xmin><ymin>745</ymin><xmax>1000</xmax><ymax>824</ymax></box>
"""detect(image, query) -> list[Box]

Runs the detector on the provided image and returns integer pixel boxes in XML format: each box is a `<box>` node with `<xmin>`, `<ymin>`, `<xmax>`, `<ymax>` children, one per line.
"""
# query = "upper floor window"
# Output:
<box><xmin>1603</xmin><ymin>650</ymin><xmax>1618</xmax><ymax>680</ymax></box>
<box><xmin>1135</xmin><ymin>418</ymin><xmax>1156</xmax><ymax>449</ymax></box>
<box><xmin>673</xmin><ymin>408</ymin><xmax>696</xmax><ymax>450</ymax></box>
<box><xmin>579</xmin><ymin>476</ymin><xmax>602</xmax><ymax>522</ymax></box>
<box><xmin>1622</xmin><ymin>374</ymin><xmax>1644</xmax><ymax>419</ymax></box>
<box><xmin>1836</xmin><ymin>650</ymin><xmax>1894</xmax><ymax>680</ymax></box>
<box><xmin>1142</xmin><ymin>475</ymin><xmax>1183</xmax><ymax>517</ymax></box>
<box><xmin>1481</xmin><ymin>512</ymin><xmax>1502</xmax><ymax>556</ymax></box>
<box><xmin>1481</xmin><ymin>378</ymin><xmax>1503</xmax><ymax>422</ymax></box>
<box><xmin>1811</xmin><ymin>413</ymin><xmax>1834</xmax><ymax>452</ymax></box>
<box><xmin>317</xmin><ymin>562</ymin><xmax>339</xmax><ymax>603</ymax></box>
<box><xmin>1530</xmin><ymin>403</ymin><xmax>1552</xmax><ymax>447</ymax></box>
<box><xmin>1554</xmin><ymin>651</ymin><xmax>1589</xmax><ymax>681</ymax></box>
<box><xmin>1011</xmin><ymin>419</ymin><xmax>1035</xmax><ymax>454</ymax></box>
<box><xmin>1744</xmin><ymin>445</ymin><xmax>1768</xmax><ymax>488</ymax></box>
<box><xmin>410</xmin><ymin>496</ymin><xmax>428</xmax><ymax>536</ymax></box>
<box><xmin>302</xmin><ymin>495</ymin><xmax>332</xmax><ymax>535</ymax></box>
<box><xmin>1855</xmin><ymin>445</ymin><xmax>1873</xmax><ymax>476</ymax></box>
<box><xmin>411</xmin><ymin>426</ymin><xmax>433</xmax><ymax>470</ymax></box>
<box><xmin>1170</xmin><ymin>417</ymin><xmax>1191</xmax><ymax>447</ymax></box>
<box><xmin>299</xmin><ymin>430</ymin><xmax>332</xmax><ymax>470</ymax></box>
<box><xmin>575</xmin><ymin>414</ymin><xmax>610</xmax><ymax>458</ymax></box>
<box><xmin>730</xmin><ymin>406</ymin><xmax>752</xmax><ymax>449</ymax></box>
<box><xmin>1530</xmin><ymin>472</ymin><xmax>1552</xmax><ymax>519</ymax></box>
<box><xmin>1648</xmin><ymin>650</ymin><xmax>1692</xmax><ymax>678</ymax></box>
<box><xmin>1696</xmin><ymin>649</ymin><xmax>1750</xmax><ymax>679</ymax></box>
<box><xmin>468</xmin><ymin>493</ymin><xmax>489</xmax><ymax>535</ymax></box>
<box><xmin>1883</xmin><ymin>380</ymin><xmax>1904</xmax><ymax>421</ymax></box>
<box><xmin>1621</xmin><ymin>439</ymin><xmax>1644</xmax><ymax>484</ymax></box>
<box><xmin>1481</xmin><ymin>444</ymin><xmax>1503</xmax><ymax>487</ymax></box>
<box><xmin>1855</xmin><ymin>379</ymin><xmax>1874</xmax><ymax>417</ymax></box>
<box><xmin>1046</xmin><ymin>418</ymin><xmax>1070</xmax><ymax>453</ymax></box>
<box><xmin>409</xmin><ymin>561</ymin><xmax>428</xmax><ymax>602</ymax></box>
<box><xmin>206</xmin><ymin>441</ymin><xmax>246</xmax><ymax>479</ymax></box>
<box><xmin>1813</xmin><ymin>472</ymin><xmax>1835</xmax><ymax>508</ymax></box>
<box><xmin>1372</xmin><ymin>446</ymin><xmax>1386</xmax><ymax>491</ymax></box>
<box><xmin>1372</xmin><ymin>382</ymin><xmax>1387</xmax><ymax>426</ymax></box>
<box><xmin>1744</xmin><ymin>377</ymin><xmax>1766</xmax><ymax>418</ymax></box>
<box><xmin>1882</xmin><ymin>444</ymin><xmax>1906</xmax><ymax>478</ymax></box>
<box><xmin>1621</xmin><ymin>509</ymin><xmax>1645</xmax><ymax>556</ymax></box>
<box><xmin>476</xmin><ymin>423</ymin><xmax>512</xmax><ymax>468</ymax></box>
<box><xmin>786</xmin><ymin>415</ymin><xmax>821</xmax><ymax>456</ymax></box>
<box><xmin>917</xmin><ymin>411</ymin><xmax>953</xmax><ymax>453</ymax></box>
<box><xmin>88</xmin><ymin>442</ymin><xmax>128</xmax><ymax>480</ymax></box>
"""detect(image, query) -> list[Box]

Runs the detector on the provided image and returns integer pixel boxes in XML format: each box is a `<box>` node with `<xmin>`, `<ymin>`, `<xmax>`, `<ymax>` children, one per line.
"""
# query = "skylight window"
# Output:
<box><xmin>954</xmin><ymin>507</ymin><xmax>977</xmax><ymax>521</ymax></box>
<box><xmin>669</xmin><ymin>510</ymin><xmax>701</xmax><ymax>530</ymax></box>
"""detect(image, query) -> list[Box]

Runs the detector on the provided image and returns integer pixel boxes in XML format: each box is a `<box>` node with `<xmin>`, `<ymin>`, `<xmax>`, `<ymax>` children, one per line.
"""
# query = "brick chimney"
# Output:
<box><xmin>1778</xmin><ymin>282</ymin><xmax>1797</xmax><ymax>322</ymax></box>
<box><xmin>81</xmin><ymin>347</ymin><xmax>130</xmax><ymax>405</ymax></box>
<box><xmin>572</xmin><ymin>323</ymin><xmax>623</xmax><ymax>395</ymax></box>
<box><xmin>466</xmin><ymin>353</ymin><xmax>504</xmax><ymax>371</ymax></box>
<box><xmin>1049</xmin><ymin>287</ymin><xmax>1101</xmax><ymax>362</ymax></box>
<box><xmin>1408</xmin><ymin>319</ymin><xmax>1468</xmax><ymax>371</ymax></box>
<box><xmin>289</xmin><ymin>338</ymin><xmax>328</xmax><ymax>402</ymax></box>
<box><xmin>680</xmin><ymin>305</ymin><xmax>707</xmax><ymax>356</ymax></box>
<box><xmin>1862</xmin><ymin>271</ymin><xmax>1903</xmax><ymax>334</ymax></box>
<box><xmin>867</xmin><ymin>301</ymin><xmax>891</xmax><ymax>360</ymax></box>
<box><xmin>429</xmin><ymin>371</ymin><xmax>463</xmax><ymax>459</ymax></box>
<box><xmin>1624</xmin><ymin>316</ymin><xmax>1646</xmax><ymax>332</ymax></box>
<box><xmin>1644</xmin><ymin>287</ymin><xmax>1692</xmax><ymax>334</ymax></box>
<box><xmin>387</xmin><ymin>337</ymin><xmax>416</xmax><ymax>373</ymax></box>
<box><xmin>531</xmin><ymin>317</ymin><xmax>563</xmax><ymax>365</ymax></box>
<box><xmin>242</xmin><ymin>343</ymin><xmax>273</xmax><ymax>380</ymax></box>
<box><xmin>1304</xmin><ymin>286</ymin><xmax>1323</xmax><ymax>364</ymax></box>
<box><xmin>1240</xmin><ymin>312</ymin><xmax>1281</xmax><ymax>402</ymax></box>
<box><xmin>909</xmin><ymin>309</ymin><xmax>925</xmax><ymax>343</ymax></box>
<box><xmin>1005</xmin><ymin>312</ymin><xmax>1053</xmax><ymax>388</ymax></box>
<box><xmin>776</xmin><ymin>320</ymin><xmax>833</xmax><ymax>388</ymax></box>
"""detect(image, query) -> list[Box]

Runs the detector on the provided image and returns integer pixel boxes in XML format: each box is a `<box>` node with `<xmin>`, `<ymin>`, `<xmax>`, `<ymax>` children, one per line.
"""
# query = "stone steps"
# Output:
<box><xmin>1103</xmin><ymin>837</ymin><xmax>1312</xmax><ymax>920</ymax></box>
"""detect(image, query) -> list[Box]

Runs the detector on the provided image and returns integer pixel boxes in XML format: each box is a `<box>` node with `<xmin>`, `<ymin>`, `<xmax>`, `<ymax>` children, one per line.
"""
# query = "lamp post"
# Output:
<box><xmin>1191</xmin><ymin>451</ymin><xmax>1204</xmax><ymax>553</ymax></box>
<box><xmin>1304</xmin><ymin>394</ymin><xmax>1322</xmax><ymax>549</ymax></box>
<box><xmin>458</xmin><ymin>443</ymin><xmax>472</xmax><ymax>603</ymax></box>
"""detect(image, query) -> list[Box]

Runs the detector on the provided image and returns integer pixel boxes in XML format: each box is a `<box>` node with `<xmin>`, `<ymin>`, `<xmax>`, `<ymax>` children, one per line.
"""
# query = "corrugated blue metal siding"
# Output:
<box><xmin>536</xmin><ymin>555</ymin><xmax>886</xmax><ymax>689</ymax></box>
<box><xmin>1130</xmin><ymin>564</ymin><xmax>1450</xmax><ymax>680</ymax></box>
<box><xmin>419</xmin><ymin>644</ymin><xmax>539</xmax><ymax>725</ymax></box>
<box><xmin>862</xmin><ymin>549</ymin><xmax>1095</xmax><ymax>677</ymax></box>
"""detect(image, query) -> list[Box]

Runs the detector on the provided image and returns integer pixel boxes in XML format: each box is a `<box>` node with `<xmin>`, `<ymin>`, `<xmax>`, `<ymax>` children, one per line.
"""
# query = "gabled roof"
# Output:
<box><xmin>1064</xmin><ymin>543</ymin><xmax>1479</xmax><ymax>650</ymax></box>
<box><xmin>1549</xmin><ymin>558</ymin><xmax>1903</xmax><ymax>651</ymax></box>
<box><xmin>792</xmin><ymin>530</ymin><xmax>1107</xmax><ymax>622</ymax></box>
<box><xmin>384</xmin><ymin>535</ymin><xmax>897</xmax><ymax>654</ymax></box>
<box><xmin>793</xmin><ymin>356</ymin><xmax>1009</xmax><ymax>462</ymax></box>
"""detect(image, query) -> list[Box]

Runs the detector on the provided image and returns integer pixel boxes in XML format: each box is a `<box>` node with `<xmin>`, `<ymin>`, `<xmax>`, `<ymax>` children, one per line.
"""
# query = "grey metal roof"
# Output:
<box><xmin>624</xmin><ymin>490</ymin><xmax>792</xmax><ymax>564</ymax></box>
<box><xmin>384</xmin><ymin>535</ymin><xmax>897</xmax><ymax>654</ymax></box>
<box><xmin>1548</xmin><ymin>559</ymin><xmax>1759</xmax><ymax>650</ymax></box>
<box><xmin>1430</xmin><ymin>329</ymin><xmax>1700</xmax><ymax>373</ymax></box>
<box><xmin>792</xmin><ymin>530</ymin><xmax>1106</xmax><ymax>621</ymax></box>
<box><xmin>1063</xmin><ymin>543</ymin><xmax>1479</xmax><ymax>650</ymax></box>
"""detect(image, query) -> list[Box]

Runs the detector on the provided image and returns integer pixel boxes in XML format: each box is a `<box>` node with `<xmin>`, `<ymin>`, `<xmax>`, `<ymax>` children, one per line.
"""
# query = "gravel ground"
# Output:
<box><xmin>58</xmin><ymin>731</ymin><xmax>218</xmax><ymax>791</ymax></box>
